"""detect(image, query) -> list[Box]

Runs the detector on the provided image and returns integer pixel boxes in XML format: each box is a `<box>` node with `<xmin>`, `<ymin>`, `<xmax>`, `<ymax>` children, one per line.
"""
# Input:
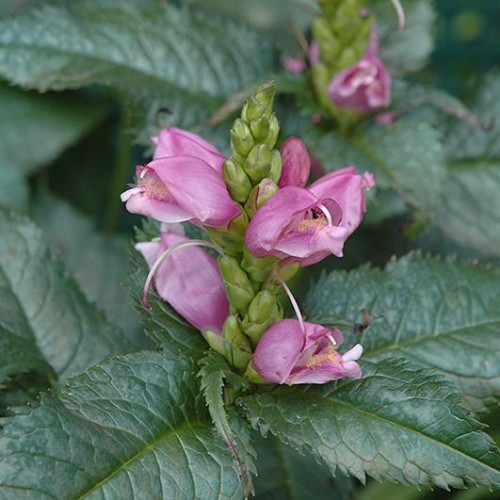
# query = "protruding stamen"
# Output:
<box><xmin>390</xmin><ymin>0</ymin><xmax>405</xmax><ymax>31</ymax></box>
<box><xmin>275</xmin><ymin>276</ymin><xmax>305</xmax><ymax>334</ymax></box>
<box><xmin>326</xmin><ymin>333</ymin><xmax>337</xmax><ymax>347</ymax></box>
<box><xmin>142</xmin><ymin>239</ymin><xmax>223</xmax><ymax>309</ymax></box>
<box><xmin>317</xmin><ymin>202</ymin><xmax>333</xmax><ymax>227</ymax></box>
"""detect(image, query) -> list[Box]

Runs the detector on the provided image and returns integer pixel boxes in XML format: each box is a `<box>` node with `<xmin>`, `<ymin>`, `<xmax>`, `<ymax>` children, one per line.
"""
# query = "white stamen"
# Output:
<box><xmin>326</xmin><ymin>333</ymin><xmax>337</xmax><ymax>347</ymax></box>
<box><xmin>317</xmin><ymin>203</ymin><xmax>333</xmax><ymax>227</ymax></box>
<box><xmin>139</xmin><ymin>168</ymin><xmax>148</xmax><ymax>179</ymax></box>
<box><xmin>142</xmin><ymin>239</ymin><xmax>223</xmax><ymax>309</ymax></box>
<box><xmin>389</xmin><ymin>0</ymin><xmax>405</xmax><ymax>31</ymax></box>
<box><xmin>275</xmin><ymin>276</ymin><xmax>305</xmax><ymax>334</ymax></box>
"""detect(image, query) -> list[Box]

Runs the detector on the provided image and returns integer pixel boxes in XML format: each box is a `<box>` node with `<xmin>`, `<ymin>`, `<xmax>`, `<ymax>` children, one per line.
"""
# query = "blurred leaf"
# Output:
<box><xmin>253</xmin><ymin>434</ymin><xmax>354</xmax><ymax>500</ymax></box>
<box><xmin>0</xmin><ymin>350</ymin><xmax>242</xmax><ymax>498</ymax></box>
<box><xmin>354</xmin><ymin>480</ymin><xmax>430</xmax><ymax>500</ymax></box>
<box><xmin>0</xmin><ymin>84</ymin><xmax>107</xmax><ymax>176</ymax></box>
<box><xmin>242</xmin><ymin>359</ymin><xmax>500</xmax><ymax>489</ymax></box>
<box><xmin>33</xmin><ymin>196</ymin><xmax>142</xmax><ymax>344</ymax></box>
<box><xmin>0</xmin><ymin>166</ymin><xmax>28</xmax><ymax>211</ymax></box>
<box><xmin>378</xmin><ymin>0</ymin><xmax>436</xmax><ymax>75</ymax></box>
<box><xmin>305</xmin><ymin>254</ymin><xmax>500</xmax><ymax>413</ymax></box>
<box><xmin>435</xmin><ymin>163</ymin><xmax>500</xmax><ymax>258</ymax></box>
<box><xmin>0</xmin><ymin>210</ymin><xmax>129</xmax><ymax>383</ymax></box>
<box><xmin>307</xmin><ymin>116</ymin><xmax>446</xmax><ymax>212</ymax></box>
<box><xmin>0</xmin><ymin>0</ymin><xmax>276</xmax><ymax>121</ymax></box>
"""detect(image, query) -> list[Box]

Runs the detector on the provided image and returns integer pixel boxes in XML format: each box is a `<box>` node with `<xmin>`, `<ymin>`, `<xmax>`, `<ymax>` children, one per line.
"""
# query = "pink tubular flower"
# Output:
<box><xmin>136</xmin><ymin>227</ymin><xmax>229</xmax><ymax>334</ymax></box>
<box><xmin>278</xmin><ymin>137</ymin><xmax>311</xmax><ymax>188</ymax></box>
<box><xmin>252</xmin><ymin>319</ymin><xmax>363</xmax><ymax>384</ymax></box>
<box><xmin>327</xmin><ymin>29</ymin><xmax>391</xmax><ymax>114</ymax></box>
<box><xmin>152</xmin><ymin>127</ymin><xmax>226</xmax><ymax>171</ymax></box>
<box><xmin>121</xmin><ymin>127</ymin><xmax>238</xmax><ymax>227</ymax></box>
<box><xmin>246</xmin><ymin>167</ymin><xmax>375</xmax><ymax>266</ymax></box>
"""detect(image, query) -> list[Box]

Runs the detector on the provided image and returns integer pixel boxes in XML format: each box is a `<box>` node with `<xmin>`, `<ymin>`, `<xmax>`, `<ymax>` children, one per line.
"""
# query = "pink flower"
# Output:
<box><xmin>136</xmin><ymin>227</ymin><xmax>229</xmax><ymax>334</ymax></box>
<box><xmin>252</xmin><ymin>319</ymin><xmax>363</xmax><ymax>384</ymax></box>
<box><xmin>152</xmin><ymin>127</ymin><xmax>226</xmax><ymax>172</ymax></box>
<box><xmin>246</xmin><ymin>167</ymin><xmax>375</xmax><ymax>266</ymax></box>
<box><xmin>278</xmin><ymin>137</ymin><xmax>311</xmax><ymax>188</ymax></box>
<box><xmin>282</xmin><ymin>55</ymin><xmax>307</xmax><ymax>75</ymax></box>
<box><xmin>121</xmin><ymin>127</ymin><xmax>238</xmax><ymax>227</ymax></box>
<box><xmin>327</xmin><ymin>29</ymin><xmax>391</xmax><ymax>114</ymax></box>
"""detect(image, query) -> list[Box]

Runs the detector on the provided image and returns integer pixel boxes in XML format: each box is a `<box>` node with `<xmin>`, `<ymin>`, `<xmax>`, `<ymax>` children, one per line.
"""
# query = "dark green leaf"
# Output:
<box><xmin>253</xmin><ymin>434</ymin><xmax>354</xmax><ymax>500</ymax></box>
<box><xmin>33</xmin><ymin>196</ymin><xmax>142</xmax><ymax>344</ymax></box>
<box><xmin>307</xmin><ymin>116</ymin><xmax>446</xmax><ymax>212</ymax></box>
<box><xmin>435</xmin><ymin>163</ymin><xmax>500</xmax><ymax>258</ymax></box>
<box><xmin>0</xmin><ymin>350</ymin><xmax>242</xmax><ymax>499</ymax></box>
<box><xmin>242</xmin><ymin>359</ymin><xmax>500</xmax><ymax>489</ymax></box>
<box><xmin>199</xmin><ymin>351</ymin><xmax>255</xmax><ymax>497</ymax></box>
<box><xmin>305</xmin><ymin>254</ymin><xmax>500</xmax><ymax>413</ymax></box>
<box><xmin>0</xmin><ymin>84</ymin><xmax>107</xmax><ymax>176</ymax></box>
<box><xmin>0</xmin><ymin>211</ymin><xmax>128</xmax><ymax>382</ymax></box>
<box><xmin>0</xmin><ymin>0</ymin><xmax>275</xmax><ymax>116</ymax></box>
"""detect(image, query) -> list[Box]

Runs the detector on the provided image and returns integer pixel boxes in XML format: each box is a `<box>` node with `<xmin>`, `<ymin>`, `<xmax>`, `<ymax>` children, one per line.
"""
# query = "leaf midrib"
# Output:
<box><xmin>76</xmin><ymin>419</ymin><xmax>207</xmax><ymax>499</ymax></box>
<box><xmin>361</xmin><ymin>318</ymin><xmax>500</xmax><ymax>359</ymax></box>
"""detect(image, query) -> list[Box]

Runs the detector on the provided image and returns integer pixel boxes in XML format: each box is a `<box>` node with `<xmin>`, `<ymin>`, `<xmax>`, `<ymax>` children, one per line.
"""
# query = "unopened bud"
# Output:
<box><xmin>267</xmin><ymin>150</ymin><xmax>283</xmax><ymax>184</ymax></box>
<box><xmin>231</xmin><ymin>119</ymin><xmax>255</xmax><ymax>157</ymax></box>
<box><xmin>244</xmin><ymin>144</ymin><xmax>274</xmax><ymax>183</ymax></box>
<box><xmin>250</xmin><ymin>115</ymin><xmax>270</xmax><ymax>142</ymax></box>
<box><xmin>207</xmin><ymin>209</ymin><xmax>248</xmax><ymax>256</ymax></box>
<box><xmin>241</xmin><ymin>291</ymin><xmax>283</xmax><ymax>345</ymax></box>
<box><xmin>244</xmin><ymin>178</ymin><xmax>278</xmax><ymax>219</ymax></box>
<box><xmin>202</xmin><ymin>330</ymin><xmax>225</xmax><ymax>356</ymax></box>
<box><xmin>241</xmin><ymin>249</ymin><xmax>277</xmax><ymax>283</ymax></box>
<box><xmin>223</xmin><ymin>159</ymin><xmax>252</xmax><ymax>203</ymax></box>
<box><xmin>222</xmin><ymin>315</ymin><xmax>252</xmax><ymax>371</ymax></box>
<box><xmin>242</xmin><ymin>81</ymin><xmax>276</xmax><ymax>122</ymax></box>
<box><xmin>218</xmin><ymin>255</ymin><xmax>255</xmax><ymax>314</ymax></box>
<box><xmin>264</xmin><ymin>114</ymin><xmax>280</xmax><ymax>149</ymax></box>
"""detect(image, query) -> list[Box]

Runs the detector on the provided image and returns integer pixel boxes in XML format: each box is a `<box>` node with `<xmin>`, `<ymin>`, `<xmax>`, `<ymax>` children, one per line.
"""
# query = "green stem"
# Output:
<box><xmin>105</xmin><ymin>104</ymin><xmax>132</xmax><ymax>233</ymax></box>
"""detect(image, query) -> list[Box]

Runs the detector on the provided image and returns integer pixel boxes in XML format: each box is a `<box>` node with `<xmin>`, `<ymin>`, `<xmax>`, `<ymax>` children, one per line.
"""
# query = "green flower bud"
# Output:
<box><xmin>249</xmin><ymin>115</ymin><xmax>270</xmax><ymax>142</ymax></box>
<box><xmin>244</xmin><ymin>362</ymin><xmax>267</xmax><ymax>384</ymax></box>
<box><xmin>241</xmin><ymin>249</ymin><xmax>277</xmax><ymax>283</ymax></box>
<box><xmin>222</xmin><ymin>315</ymin><xmax>252</xmax><ymax>371</ymax></box>
<box><xmin>244</xmin><ymin>144</ymin><xmax>274</xmax><ymax>183</ymax></box>
<box><xmin>207</xmin><ymin>209</ymin><xmax>248</xmax><ymax>256</ymax></box>
<box><xmin>244</xmin><ymin>178</ymin><xmax>279</xmax><ymax>219</ymax></box>
<box><xmin>218</xmin><ymin>255</ymin><xmax>255</xmax><ymax>314</ymax></box>
<box><xmin>231</xmin><ymin>118</ymin><xmax>255</xmax><ymax>157</ymax></box>
<box><xmin>275</xmin><ymin>261</ymin><xmax>301</xmax><ymax>282</ymax></box>
<box><xmin>202</xmin><ymin>330</ymin><xmax>225</xmax><ymax>357</ymax></box>
<box><xmin>264</xmin><ymin>114</ymin><xmax>280</xmax><ymax>149</ymax></box>
<box><xmin>222</xmin><ymin>159</ymin><xmax>252</xmax><ymax>203</ymax></box>
<box><xmin>267</xmin><ymin>150</ymin><xmax>283</xmax><ymax>184</ymax></box>
<box><xmin>242</xmin><ymin>81</ymin><xmax>276</xmax><ymax>122</ymax></box>
<box><xmin>241</xmin><ymin>290</ymin><xmax>283</xmax><ymax>345</ymax></box>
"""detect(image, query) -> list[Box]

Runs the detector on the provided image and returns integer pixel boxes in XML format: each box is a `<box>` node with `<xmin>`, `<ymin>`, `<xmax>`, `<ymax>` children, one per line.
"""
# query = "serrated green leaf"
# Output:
<box><xmin>0</xmin><ymin>350</ymin><xmax>242</xmax><ymax>499</ymax></box>
<box><xmin>0</xmin><ymin>211</ymin><xmax>128</xmax><ymax>382</ymax></box>
<box><xmin>199</xmin><ymin>351</ymin><xmax>255</xmax><ymax>497</ymax></box>
<box><xmin>33</xmin><ymin>196</ymin><xmax>142</xmax><ymax>344</ymax></box>
<box><xmin>377</xmin><ymin>0</ymin><xmax>435</xmax><ymax>75</ymax></box>
<box><xmin>253</xmin><ymin>434</ymin><xmax>354</xmax><ymax>500</ymax></box>
<box><xmin>0</xmin><ymin>0</ymin><xmax>275</xmax><ymax>116</ymax></box>
<box><xmin>307</xmin><ymin>116</ymin><xmax>446</xmax><ymax>212</ymax></box>
<box><xmin>242</xmin><ymin>359</ymin><xmax>500</xmax><ymax>489</ymax></box>
<box><xmin>305</xmin><ymin>254</ymin><xmax>500</xmax><ymax>413</ymax></box>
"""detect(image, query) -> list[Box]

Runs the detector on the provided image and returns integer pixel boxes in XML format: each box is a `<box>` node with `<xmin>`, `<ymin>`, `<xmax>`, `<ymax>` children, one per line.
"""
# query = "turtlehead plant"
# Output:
<box><xmin>123</xmin><ymin>81</ymin><xmax>373</xmax><ymax>385</ymax></box>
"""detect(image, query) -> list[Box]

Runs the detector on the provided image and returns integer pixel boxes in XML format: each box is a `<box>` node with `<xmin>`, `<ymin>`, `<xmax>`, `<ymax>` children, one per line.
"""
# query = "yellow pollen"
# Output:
<box><xmin>295</xmin><ymin>218</ymin><xmax>326</xmax><ymax>232</ymax></box>
<box><xmin>305</xmin><ymin>345</ymin><xmax>337</xmax><ymax>368</ymax></box>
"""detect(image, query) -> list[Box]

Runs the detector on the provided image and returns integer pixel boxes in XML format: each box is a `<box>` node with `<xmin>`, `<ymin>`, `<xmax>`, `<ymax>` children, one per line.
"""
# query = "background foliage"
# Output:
<box><xmin>0</xmin><ymin>0</ymin><xmax>499</xmax><ymax>498</ymax></box>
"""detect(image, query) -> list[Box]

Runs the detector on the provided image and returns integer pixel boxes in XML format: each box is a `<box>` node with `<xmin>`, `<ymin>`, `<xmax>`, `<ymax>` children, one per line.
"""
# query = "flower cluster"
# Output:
<box><xmin>121</xmin><ymin>82</ymin><xmax>373</xmax><ymax>385</ymax></box>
